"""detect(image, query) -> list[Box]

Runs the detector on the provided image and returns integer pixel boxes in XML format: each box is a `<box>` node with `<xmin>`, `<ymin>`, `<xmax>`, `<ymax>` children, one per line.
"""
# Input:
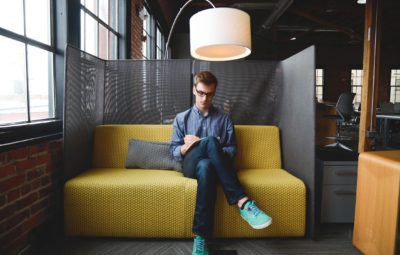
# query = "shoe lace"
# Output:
<box><xmin>194</xmin><ymin>238</ymin><xmax>205</xmax><ymax>252</ymax></box>
<box><xmin>247</xmin><ymin>203</ymin><xmax>261</xmax><ymax>217</ymax></box>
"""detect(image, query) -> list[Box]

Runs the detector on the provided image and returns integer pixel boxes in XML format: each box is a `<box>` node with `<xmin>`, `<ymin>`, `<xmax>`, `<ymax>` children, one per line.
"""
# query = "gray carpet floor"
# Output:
<box><xmin>38</xmin><ymin>224</ymin><xmax>362</xmax><ymax>255</ymax></box>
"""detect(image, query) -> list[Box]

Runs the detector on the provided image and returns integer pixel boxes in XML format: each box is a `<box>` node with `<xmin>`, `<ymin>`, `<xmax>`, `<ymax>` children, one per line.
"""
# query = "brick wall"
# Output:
<box><xmin>0</xmin><ymin>140</ymin><xmax>62</xmax><ymax>255</ymax></box>
<box><xmin>131</xmin><ymin>0</ymin><xmax>144</xmax><ymax>59</ymax></box>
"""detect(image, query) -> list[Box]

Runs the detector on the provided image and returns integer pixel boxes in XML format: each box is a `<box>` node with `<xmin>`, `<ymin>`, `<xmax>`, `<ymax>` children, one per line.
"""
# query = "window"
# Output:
<box><xmin>80</xmin><ymin>0</ymin><xmax>119</xmax><ymax>60</ymax></box>
<box><xmin>140</xmin><ymin>5</ymin><xmax>165</xmax><ymax>60</ymax></box>
<box><xmin>156</xmin><ymin>26</ymin><xmax>165</xmax><ymax>60</ymax></box>
<box><xmin>0</xmin><ymin>0</ymin><xmax>55</xmax><ymax>125</ymax></box>
<box><xmin>351</xmin><ymin>69</ymin><xmax>363</xmax><ymax>106</ymax></box>
<box><xmin>390</xmin><ymin>69</ymin><xmax>400</xmax><ymax>103</ymax></box>
<box><xmin>140</xmin><ymin>6</ymin><xmax>153</xmax><ymax>59</ymax></box>
<box><xmin>315</xmin><ymin>69</ymin><xmax>324</xmax><ymax>102</ymax></box>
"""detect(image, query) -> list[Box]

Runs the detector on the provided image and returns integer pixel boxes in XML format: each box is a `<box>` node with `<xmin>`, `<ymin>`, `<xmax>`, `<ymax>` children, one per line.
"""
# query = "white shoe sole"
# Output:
<box><xmin>242</xmin><ymin>216</ymin><xmax>272</xmax><ymax>229</ymax></box>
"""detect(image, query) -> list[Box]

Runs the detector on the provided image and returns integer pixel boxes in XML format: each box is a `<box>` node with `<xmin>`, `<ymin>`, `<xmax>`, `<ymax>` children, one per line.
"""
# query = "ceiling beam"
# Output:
<box><xmin>289</xmin><ymin>8</ymin><xmax>362</xmax><ymax>41</ymax></box>
<box><xmin>257</xmin><ymin>0</ymin><xmax>294</xmax><ymax>34</ymax></box>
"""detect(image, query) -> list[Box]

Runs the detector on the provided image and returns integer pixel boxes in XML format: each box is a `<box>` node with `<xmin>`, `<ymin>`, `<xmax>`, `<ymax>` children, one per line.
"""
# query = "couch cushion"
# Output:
<box><xmin>93</xmin><ymin>125</ymin><xmax>173</xmax><ymax>168</ymax></box>
<box><xmin>125</xmin><ymin>139</ymin><xmax>182</xmax><ymax>171</ymax></box>
<box><xmin>65</xmin><ymin>168</ymin><xmax>306</xmax><ymax>238</ymax></box>
<box><xmin>213</xmin><ymin>168</ymin><xmax>306</xmax><ymax>237</ymax></box>
<box><xmin>234</xmin><ymin>126</ymin><xmax>281</xmax><ymax>169</ymax></box>
<box><xmin>64</xmin><ymin>168</ymin><xmax>196</xmax><ymax>237</ymax></box>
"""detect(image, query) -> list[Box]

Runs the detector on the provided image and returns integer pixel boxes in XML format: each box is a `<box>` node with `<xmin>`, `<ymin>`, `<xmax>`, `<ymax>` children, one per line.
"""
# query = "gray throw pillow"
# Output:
<box><xmin>125</xmin><ymin>139</ymin><xmax>182</xmax><ymax>171</ymax></box>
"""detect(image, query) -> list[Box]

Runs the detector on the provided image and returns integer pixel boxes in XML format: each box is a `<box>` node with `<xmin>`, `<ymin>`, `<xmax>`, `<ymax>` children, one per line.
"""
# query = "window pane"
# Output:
<box><xmin>84</xmin><ymin>0</ymin><xmax>97</xmax><ymax>15</ymax></box>
<box><xmin>0</xmin><ymin>36</ymin><xmax>28</xmax><ymax>124</ymax></box>
<box><xmin>99</xmin><ymin>0</ymin><xmax>109</xmax><ymax>24</ymax></box>
<box><xmin>109</xmin><ymin>0</ymin><xmax>118</xmax><ymax>30</ymax></box>
<box><xmin>80</xmin><ymin>10</ymin><xmax>85</xmax><ymax>50</ymax></box>
<box><xmin>25</xmin><ymin>0</ymin><xmax>51</xmax><ymax>45</ymax></box>
<box><xmin>27</xmin><ymin>45</ymin><xmax>54</xmax><ymax>121</ymax></box>
<box><xmin>99</xmin><ymin>24</ymin><xmax>108</xmax><ymax>59</ymax></box>
<box><xmin>85</xmin><ymin>13</ymin><xmax>98</xmax><ymax>56</ymax></box>
<box><xmin>109</xmin><ymin>32</ymin><xmax>117</xmax><ymax>60</ymax></box>
<box><xmin>0</xmin><ymin>0</ymin><xmax>24</xmax><ymax>35</ymax></box>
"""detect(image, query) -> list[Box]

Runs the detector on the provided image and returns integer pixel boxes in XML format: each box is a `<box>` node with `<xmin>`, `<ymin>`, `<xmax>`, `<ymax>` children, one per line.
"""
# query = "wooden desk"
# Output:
<box><xmin>316</xmin><ymin>102</ymin><xmax>337</xmax><ymax>145</ymax></box>
<box><xmin>353</xmin><ymin>150</ymin><xmax>400</xmax><ymax>255</ymax></box>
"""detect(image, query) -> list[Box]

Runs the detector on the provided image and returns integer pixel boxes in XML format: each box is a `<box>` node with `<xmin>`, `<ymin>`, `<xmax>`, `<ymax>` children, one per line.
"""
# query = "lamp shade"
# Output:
<box><xmin>190</xmin><ymin>8</ymin><xmax>251</xmax><ymax>61</ymax></box>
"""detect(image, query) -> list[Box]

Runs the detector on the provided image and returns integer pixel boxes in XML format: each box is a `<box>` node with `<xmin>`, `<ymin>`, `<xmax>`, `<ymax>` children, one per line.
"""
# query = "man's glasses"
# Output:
<box><xmin>195</xmin><ymin>88</ymin><xmax>215</xmax><ymax>98</ymax></box>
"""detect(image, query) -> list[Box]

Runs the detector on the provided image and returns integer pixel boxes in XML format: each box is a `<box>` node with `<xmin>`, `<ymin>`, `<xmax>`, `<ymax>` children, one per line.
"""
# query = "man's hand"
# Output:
<box><xmin>180</xmin><ymin>135</ymin><xmax>200</xmax><ymax>156</ymax></box>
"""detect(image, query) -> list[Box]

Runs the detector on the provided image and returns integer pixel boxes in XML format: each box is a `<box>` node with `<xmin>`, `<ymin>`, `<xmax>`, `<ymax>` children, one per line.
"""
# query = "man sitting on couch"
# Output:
<box><xmin>170</xmin><ymin>71</ymin><xmax>272</xmax><ymax>255</ymax></box>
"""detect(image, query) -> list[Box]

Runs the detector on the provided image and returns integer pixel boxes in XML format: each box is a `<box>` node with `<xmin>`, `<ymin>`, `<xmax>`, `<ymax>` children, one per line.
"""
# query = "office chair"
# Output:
<box><xmin>325</xmin><ymin>92</ymin><xmax>356</xmax><ymax>151</ymax></box>
<box><xmin>380</xmin><ymin>102</ymin><xmax>395</xmax><ymax>114</ymax></box>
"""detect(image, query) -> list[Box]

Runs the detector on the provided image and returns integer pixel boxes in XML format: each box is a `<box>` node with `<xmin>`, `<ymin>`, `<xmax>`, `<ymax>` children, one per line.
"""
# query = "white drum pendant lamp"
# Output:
<box><xmin>189</xmin><ymin>8</ymin><xmax>252</xmax><ymax>61</ymax></box>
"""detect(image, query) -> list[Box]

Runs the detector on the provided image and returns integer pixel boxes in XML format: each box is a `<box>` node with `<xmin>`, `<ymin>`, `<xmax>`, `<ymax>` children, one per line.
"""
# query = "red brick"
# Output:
<box><xmin>0</xmin><ymin>221</ymin><xmax>5</xmax><ymax>233</ymax></box>
<box><xmin>0</xmin><ymin>175</ymin><xmax>25</xmax><ymax>193</ymax></box>
<box><xmin>7</xmin><ymin>188</ymin><xmax>20</xmax><ymax>203</ymax></box>
<box><xmin>27</xmin><ymin>168</ymin><xmax>45</xmax><ymax>181</ymax></box>
<box><xmin>22</xmin><ymin>210</ymin><xmax>46</xmax><ymax>233</ymax></box>
<box><xmin>0</xmin><ymin>164</ymin><xmax>16</xmax><ymax>179</ymax></box>
<box><xmin>35</xmin><ymin>154</ymin><xmax>52</xmax><ymax>166</ymax></box>
<box><xmin>0</xmin><ymin>194</ymin><xmax>5</xmax><ymax>207</ymax></box>
<box><xmin>50</xmin><ymin>140</ymin><xmax>63</xmax><ymax>152</ymax></box>
<box><xmin>0</xmin><ymin>203</ymin><xmax>16</xmax><ymax>222</ymax></box>
<box><xmin>0</xmin><ymin>152</ymin><xmax>6</xmax><ymax>165</ymax></box>
<box><xmin>16</xmin><ymin>193</ymin><xmax>38</xmax><ymax>210</ymax></box>
<box><xmin>20</xmin><ymin>183</ymin><xmax>31</xmax><ymax>195</ymax></box>
<box><xmin>15</xmin><ymin>158</ymin><xmax>38</xmax><ymax>173</ymax></box>
<box><xmin>5</xmin><ymin>209</ymin><xmax>30</xmax><ymax>230</ymax></box>
<box><xmin>38</xmin><ymin>185</ymin><xmax>52</xmax><ymax>198</ymax></box>
<box><xmin>7</xmin><ymin>148</ymin><xmax>28</xmax><ymax>161</ymax></box>
<box><xmin>30</xmin><ymin>179</ymin><xmax>41</xmax><ymax>190</ymax></box>
<box><xmin>30</xmin><ymin>197</ymin><xmax>50</xmax><ymax>215</ymax></box>
<box><xmin>29</xmin><ymin>142</ymin><xmax>49</xmax><ymax>156</ymax></box>
<box><xmin>41</xmin><ymin>176</ymin><xmax>51</xmax><ymax>186</ymax></box>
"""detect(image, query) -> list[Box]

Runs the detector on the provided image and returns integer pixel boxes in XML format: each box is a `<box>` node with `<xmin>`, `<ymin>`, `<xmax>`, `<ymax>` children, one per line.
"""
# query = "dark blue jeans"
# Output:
<box><xmin>182</xmin><ymin>136</ymin><xmax>246</xmax><ymax>237</ymax></box>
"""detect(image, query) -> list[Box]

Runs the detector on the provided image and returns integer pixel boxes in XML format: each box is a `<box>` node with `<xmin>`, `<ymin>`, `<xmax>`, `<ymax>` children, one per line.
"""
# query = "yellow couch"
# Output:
<box><xmin>64</xmin><ymin>125</ymin><xmax>306</xmax><ymax>238</ymax></box>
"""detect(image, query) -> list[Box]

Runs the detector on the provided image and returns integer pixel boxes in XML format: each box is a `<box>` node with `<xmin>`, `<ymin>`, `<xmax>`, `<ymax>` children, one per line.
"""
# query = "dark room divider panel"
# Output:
<box><xmin>193</xmin><ymin>60</ymin><xmax>280</xmax><ymax>125</ymax></box>
<box><xmin>64</xmin><ymin>46</ymin><xmax>105</xmax><ymax>180</ymax></box>
<box><xmin>279</xmin><ymin>46</ymin><xmax>316</xmax><ymax>237</ymax></box>
<box><xmin>104</xmin><ymin>60</ymin><xmax>192</xmax><ymax>124</ymax></box>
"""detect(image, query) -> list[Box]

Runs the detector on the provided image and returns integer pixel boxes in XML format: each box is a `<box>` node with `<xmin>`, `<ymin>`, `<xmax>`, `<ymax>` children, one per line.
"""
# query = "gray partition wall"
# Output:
<box><xmin>278</xmin><ymin>46</ymin><xmax>316</xmax><ymax>237</ymax></box>
<box><xmin>64</xmin><ymin>47</ymin><xmax>105</xmax><ymax>180</ymax></box>
<box><xmin>63</xmin><ymin>45</ymin><xmax>316</xmax><ymax>236</ymax></box>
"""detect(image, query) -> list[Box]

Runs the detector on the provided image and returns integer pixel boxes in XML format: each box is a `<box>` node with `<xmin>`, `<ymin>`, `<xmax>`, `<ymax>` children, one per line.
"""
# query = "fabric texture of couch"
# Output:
<box><xmin>64</xmin><ymin>124</ymin><xmax>306</xmax><ymax>238</ymax></box>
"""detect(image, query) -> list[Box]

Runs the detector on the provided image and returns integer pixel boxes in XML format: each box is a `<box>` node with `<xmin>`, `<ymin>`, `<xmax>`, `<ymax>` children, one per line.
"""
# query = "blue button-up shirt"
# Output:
<box><xmin>170</xmin><ymin>105</ymin><xmax>237</xmax><ymax>162</ymax></box>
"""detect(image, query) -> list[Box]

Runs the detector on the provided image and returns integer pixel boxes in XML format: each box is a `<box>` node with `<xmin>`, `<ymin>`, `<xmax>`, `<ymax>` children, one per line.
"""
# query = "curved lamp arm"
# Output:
<box><xmin>164</xmin><ymin>0</ymin><xmax>216</xmax><ymax>60</ymax></box>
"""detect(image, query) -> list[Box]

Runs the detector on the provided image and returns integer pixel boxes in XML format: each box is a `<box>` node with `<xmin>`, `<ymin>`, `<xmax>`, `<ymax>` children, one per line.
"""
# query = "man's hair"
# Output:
<box><xmin>194</xmin><ymin>71</ymin><xmax>218</xmax><ymax>87</ymax></box>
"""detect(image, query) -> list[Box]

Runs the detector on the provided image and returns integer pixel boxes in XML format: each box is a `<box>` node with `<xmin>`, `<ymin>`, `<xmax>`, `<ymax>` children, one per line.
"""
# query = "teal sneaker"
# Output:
<box><xmin>192</xmin><ymin>236</ymin><xmax>209</xmax><ymax>255</ymax></box>
<box><xmin>240</xmin><ymin>200</ymin><xmax>272</xmax><ymax>229</ymax></box>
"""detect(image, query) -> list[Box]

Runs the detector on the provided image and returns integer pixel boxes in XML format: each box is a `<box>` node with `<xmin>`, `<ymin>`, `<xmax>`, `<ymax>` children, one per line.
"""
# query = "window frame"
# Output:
<box><xmin>80</xmin><ymin>0</ymin><xmax>121</xmax><ymax>60</ymax></box>
<box><xmin>0</xmin><ymin>0</ymin><xmax>63</xmax><ymax>151</ymax></box>
<box><xmin>390</xmin><ymin>69</ymin><xmax>400</xmax><ymax>103</ymax></box>
<box><xmin>351</xmin><ymin>68</ymin><xmax>364</xmax><ymax>106</ymax></box>
<box><xmin>315</xmin><ymin>68</ymin><xmax>324</xmax><ymax>102</ymax></box>
<box><xmin>140</xmin><ymin>3</ymin><xmax>165</xmax><ymax>60</ymax></box>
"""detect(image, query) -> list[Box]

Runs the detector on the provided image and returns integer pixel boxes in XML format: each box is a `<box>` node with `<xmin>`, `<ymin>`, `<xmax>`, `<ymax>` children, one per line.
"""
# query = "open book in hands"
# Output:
<box><xmin>186</xmin><ymin>136</ymin><xmax>220</xmax><ymax>152</ymax></box>
<box><xmin>186</xmin><ymin>137</ymin><xmax>206</xmax><ymax>152</ymax></box>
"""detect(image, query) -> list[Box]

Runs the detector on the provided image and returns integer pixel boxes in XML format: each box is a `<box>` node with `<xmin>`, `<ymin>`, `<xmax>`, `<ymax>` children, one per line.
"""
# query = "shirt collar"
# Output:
<box><xmin>192</xmin><ymin>104</ymin><xmax>215</xmax><ymax>117</ymax></box>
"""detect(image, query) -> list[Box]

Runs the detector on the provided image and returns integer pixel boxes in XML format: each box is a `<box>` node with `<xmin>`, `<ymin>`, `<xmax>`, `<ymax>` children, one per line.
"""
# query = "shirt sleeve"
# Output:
<box><xmin>170</xmin><ymin>116</ymin><xmax>185</xmax><ymax>162</ymax></box>
<box><xmin>222</xmin><ymin>115</ymin><xmax>237</xmax><ymax>159</ymax></box>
